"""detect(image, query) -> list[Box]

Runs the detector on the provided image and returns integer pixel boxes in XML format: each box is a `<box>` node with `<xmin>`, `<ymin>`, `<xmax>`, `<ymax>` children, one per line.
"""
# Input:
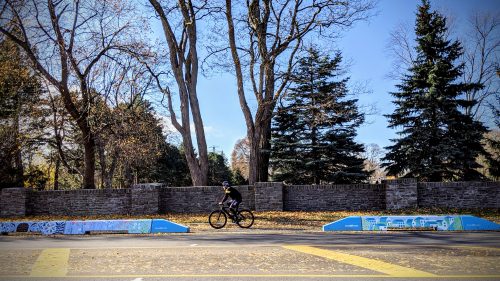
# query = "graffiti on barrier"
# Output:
<box><xmin>361</xmin><ymin>216</ymin><xmax>463</xmax><ymax>231</ymax></box>
<box><xmin>0</xmin><ymin>221</ymin><xmax>66</xmax><ymax>235</ymax></box>
<box><xmin>0</xmin><ymin>219</ymin><xmax>189</xmax><ymax>235</ymax></box>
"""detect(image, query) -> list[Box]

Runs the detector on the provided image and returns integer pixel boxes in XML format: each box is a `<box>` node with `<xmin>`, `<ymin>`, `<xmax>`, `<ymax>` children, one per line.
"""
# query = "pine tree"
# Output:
<box><xmin>270</xmin><ymin>103</ymin><xmax>305</xmax><ymax>183</ymax></box>
<box><xmin>271</xmin><ymin>48</ymin><xmax>367</xmax><ymax>184</ymax></box>
<box><xmin>383</xmin><ymin>0</ymin><xmax>487</xmax><ymax>181</ymax></box>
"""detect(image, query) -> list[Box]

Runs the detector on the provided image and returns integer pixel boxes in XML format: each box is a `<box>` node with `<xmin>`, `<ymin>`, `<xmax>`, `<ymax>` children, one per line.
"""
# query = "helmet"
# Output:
<box><xmin>222</xmin><ymin>181</ymin><xmax>230</xmax><ymax>187</ymax></box>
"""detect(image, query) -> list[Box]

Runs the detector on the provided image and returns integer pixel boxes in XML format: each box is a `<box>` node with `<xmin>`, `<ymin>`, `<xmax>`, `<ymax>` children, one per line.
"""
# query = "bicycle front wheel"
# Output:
<box><xmin>208</xmin><ymin>210</ymin><xmax>227</xmax><ymax>229</ymax></box>
<box><xmin>236</xmin><ymin>209</ymin><xmax>254</xmax><ymax>228</ymax></box>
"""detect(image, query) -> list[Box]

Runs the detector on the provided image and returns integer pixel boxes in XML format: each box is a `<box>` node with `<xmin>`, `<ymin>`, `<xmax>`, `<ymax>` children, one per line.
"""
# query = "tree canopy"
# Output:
<box><xmin>271</xmin><ymin>48</ymin><xmax>368</xmax><ymax>184</ymax></box>
<box><xmin>383</xmin><ymin>0</ymin><xmax>487</xmax><ymax>181</ymax></box>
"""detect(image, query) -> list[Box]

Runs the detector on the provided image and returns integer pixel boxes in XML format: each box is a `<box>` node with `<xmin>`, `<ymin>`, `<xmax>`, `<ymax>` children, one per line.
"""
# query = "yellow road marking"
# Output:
<box><xmin>283</xmin><ymin>245</ymin><xmax>437</xmax><ymax>277</ymax></box>
<box><xmin>30</xmin><ymin>248</ymin><xmax>70</xmax><ymax>277</ymax></box>
<box><xmin>4</xmin><ymin>244</ymin><xmax>495</xmax><ymax>279</ymax></box>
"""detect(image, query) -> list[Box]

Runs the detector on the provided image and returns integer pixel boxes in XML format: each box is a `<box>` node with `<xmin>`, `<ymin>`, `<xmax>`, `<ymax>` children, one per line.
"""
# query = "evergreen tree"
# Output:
<box><xmin>270</xmin><ymin>103</ymin><xmax>305</xmax><ymax>183</ymax></box>
<box><xmin>271</xmin><ymin>48</ymin><xmax>368</xmax><ymax>184</ymax></box>
<box><xmin>207</xmin><ymin>152</ymin><xmax>232</xmax><ymax>186</ymax></box>
<box><xmin>231</xmin><ymin>168</ymin><xmax>248</xmax><ymax>185</ymax></box>
<box><xmin>383</xmin><ymin>0</ymin><xmax>487</xmax><ymax>181</ymax></box>
<box><xmin>147</xmin><ymin>142</ymin><xmax>192</xmax><ymax>187</ymax></box>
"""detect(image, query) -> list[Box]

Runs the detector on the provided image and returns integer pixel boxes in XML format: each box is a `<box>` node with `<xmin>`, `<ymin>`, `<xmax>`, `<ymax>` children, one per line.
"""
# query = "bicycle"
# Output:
<box><xmin>208</xmin><ymin>203</ymin><xmax>254</xmax><ymax>229</ymax></box>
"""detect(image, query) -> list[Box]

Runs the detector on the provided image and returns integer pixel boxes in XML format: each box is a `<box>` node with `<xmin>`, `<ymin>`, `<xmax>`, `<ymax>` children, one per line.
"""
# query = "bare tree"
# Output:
<box><xmin>222</xmin><ymin>0</ymin><xmax>375</xmax><ymax>184</ymax></box>
<box><xmin>462</xmin><ymin>12</ymin><xmax>500</xmax><ymax>121</ymax></box>
<box><xmin>386</xmin><ymin>21</ymin><xmax>416</xmax><ymax>80</ymax></box>
<box><xmin>0</xmin><ymin>0</ymin><xmax>144</xmax><ymax>188</ymax></box>
<box><xmin>91</xmin><ymin>54</ymin><xmax>154</xmax><ymax>189</ymax></box>
<box><xmin>46</xmin><ymin>88</ymin><xmax>82</xmax><ymax>189</ymax></box>
<box><xmin>231</xmin><ymin>137</ymin><xmax>250</xmax><ymax>179</ymax></box>
<box><xmin>146</xmin><ymin>0</ymin><xmax>209</xmax><ymax>186</ymax></box>
<box><xmin>362</xmin><ymin>143</ymin><xmax>387</xmax><ymax>184</ymax></box>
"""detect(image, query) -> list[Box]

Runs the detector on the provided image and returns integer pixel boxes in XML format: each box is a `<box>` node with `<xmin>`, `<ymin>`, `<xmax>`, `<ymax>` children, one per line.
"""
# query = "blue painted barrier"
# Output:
<box><xmin>361</xmin><ymin>215</ymin><xmax>463</xmax><ymax>231</ymax></box>
<box><xmin>0</xmin><ymin>221</ymin><xmax>66</xmax><ymax>235</ymax></box>
<box><xmin>64</xmin><ymin>219</ymin><xmax>152</xmax><ymax>234</ymax></box>
<box><xmin>323</xmin><ymin>215</ymin><xmax>500</xmax><ymax>231</ymax></box>
<box><xmin>151</xmin><ymin>219</ymin><xmax>190</xmax><ymax>233</ymax></box>
<box><xmin>323</xmin><ymin>216</ymin><xmax>362</xmax><ymax>231</ymax></box>
<box><xmin>461</xmin><ymin>215</ymin><xmax>500</xmax><ymax>231</ymax></box>
<box><xmin>0</xmin><ymin>219</ymin><xmax>189</xmax><ymax>235</ymax></box>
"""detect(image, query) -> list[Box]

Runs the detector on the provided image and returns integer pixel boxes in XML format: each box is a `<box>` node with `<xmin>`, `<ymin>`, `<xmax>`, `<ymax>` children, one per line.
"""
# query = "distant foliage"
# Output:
<box><xmin>483</xmin><ymin>96</ymin><xmax>500</xmax><ymax>179</ymax></box>
<box><xmin>383</xmin><ymin>0</ymin><xmax>487</xmax><ymax>181</ymax></box>
<box><xmin>207</xmin><ymin>152</ymin><xmax>233</xmax><ymax>186</ymax></box>
<box><xmin>230</xmin><ymin>138</ymin><xmax>250</xmax><ymax>181</ymax></box>
<box><xmin>0</xmin><ymin>37</ymin><xmax>46</xmax><ymax>189</ymax></box>
<box><xmin>231</xmin><ymin>168</ymin><xmax>248</xmax><ymax>185</ymax></box>
<box><xmin>270</xmin><ymin>48</ymin><xmax>368</xmax><ymax>184</ymax></box>
<box><xmin>142</xmin><ymin>142</ymin><xmax>192</xmax><ymax>187</ymax></box>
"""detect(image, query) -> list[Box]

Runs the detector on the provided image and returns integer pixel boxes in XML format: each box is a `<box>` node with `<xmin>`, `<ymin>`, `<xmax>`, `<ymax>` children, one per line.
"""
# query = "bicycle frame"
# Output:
<box><xmin>218</xmin><ymin>204</ymin><xmax>236</xmax><ymax>219</ymax></box>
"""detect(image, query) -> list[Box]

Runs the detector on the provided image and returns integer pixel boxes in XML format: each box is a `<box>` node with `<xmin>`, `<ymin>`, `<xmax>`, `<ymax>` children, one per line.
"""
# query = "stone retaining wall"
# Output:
<box><xmin>27</xmin><ymin>189</ymin><xmax>131</xmax><ymax>216</ymax></box>
<box><xmin>0</xmin><ymin>180</ymin><xmax>498</xmax><ymax>217</ymax></box>
<box><xmin>284</xmin><ymin>184</ymin><xmax>385</xmax><ymax>211</ymax></box>
<box><xmin>385</xmin><ymin>178</ymin><xmax>418</xmax><ymax>210</ymax></box>
<box><xmin>418</xmin><ymin>181</ymin><xmax>500</xmax><ymax>209</ymax></box>
<box><xmin>255</xmin><ymin>182</ymin><xmax>283</xmax><ymax>211</ymax></box>
<box><xmin>0</xmin><ymin>188</ymin><xmax>28</xmax><ymax>217</ymax></box>
<box><xmin>159</xmin><ymin>185</ymin><xmax>255</xmax><ymax>213</ymax></box>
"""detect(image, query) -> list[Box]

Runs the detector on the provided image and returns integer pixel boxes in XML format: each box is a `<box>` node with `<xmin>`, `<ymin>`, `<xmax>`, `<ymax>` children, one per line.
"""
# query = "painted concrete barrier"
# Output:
<box><xmin>460</xmin><ymin>215</ymin><xmax>500</xmax><ymax>231</ymax></box>
<box><xmin>322</xmin><ymin>216</ymin><xmax>363</xmax><ymax>231</ymax></box>
<box><xmin>64</xmin><ymin>219</ymin><xmax>152</xmax><ymax>234</ymax></box>
<box><xmin>323</xmin><ymin>215</ymin><xmax>500</xmax><ymax>231</ymax></box>
<box><xmin>0</xmin><ymin>219</ymin><xmax>189</xmax><ymax>235</ymax></box>
<box><xmin>151</xmin><ymin>219</ymin><xmax>191</xmax><ymax>233</ymax></box>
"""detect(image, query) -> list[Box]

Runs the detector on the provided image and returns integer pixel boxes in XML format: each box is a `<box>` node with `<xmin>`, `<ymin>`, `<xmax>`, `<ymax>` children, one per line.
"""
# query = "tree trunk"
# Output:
<box><xmin>148</xmin><ymin>0</ymin><xmax>209</xmax><ymax>186</ymax></box>
<box><xmin>182</xmin><ymin>135</ymin><xmax>207</xmax><ymax>186</ymax></box>
<box><xmin>97</xmin><ymin>138</ymin><xmax>106</xmax><ymax>188</ymax></box>
<box><xmin>14</xmin><ymin>112</ymin><xmax>24</xmax><ymax>187</ymax></box>
<box><xmin>258</xmin><ymin>121</ymin><xmax>271</xmax><ymax>182</ymax></box>
<box><xmin>97</xmin><ymin>137</ymin><xmax>119</xmax><ymax>189</ymax></box>
<box><xmin>82</xmin><ymin>129</ymin><xmax>96</xmax><ymax>189</ymax></box>
<box><xmin>247</xmin><ymin>134</ymin><xmax>259</xmax><ymax>185</ymax></box>
<box><xmin>248</xmin><ymin>117</ymin><xmax>272</xmax><ymax>184</ymax></box>
<box><xmin>124</xmin><ymin>163</ymin><xmax>133</xmax><ymax>188</ymax></box>
<box><xmin>54</xmin><ymin>157</ymin><xmax>60</xmax><ymax>190</ymax></box>
<box><xmin>106</xmin><ymin>151</ymin><xmax>118</xmax><ymax>189</ymax></box>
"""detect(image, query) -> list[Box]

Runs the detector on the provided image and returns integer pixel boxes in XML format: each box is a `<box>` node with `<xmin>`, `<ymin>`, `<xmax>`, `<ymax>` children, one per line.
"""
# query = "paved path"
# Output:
<box><xmin>0</xmin><ymin>230</ymin><xmax>499</xmax><ymax>281</ymax></box>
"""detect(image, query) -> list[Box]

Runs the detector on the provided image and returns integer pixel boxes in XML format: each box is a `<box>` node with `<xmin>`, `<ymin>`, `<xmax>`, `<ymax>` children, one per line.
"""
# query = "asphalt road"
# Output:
<box><xmin>0</xmin><ymin>230</ymin><xmax>499</xmax><ymax>281</ymax></box>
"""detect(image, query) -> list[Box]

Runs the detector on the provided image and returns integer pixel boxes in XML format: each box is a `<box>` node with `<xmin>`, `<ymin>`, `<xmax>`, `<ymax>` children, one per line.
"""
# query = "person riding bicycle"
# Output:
<box><xmin>219</xmin><ymin>180</ymin><xmax>242</xmax><ymax>222</ymax></box>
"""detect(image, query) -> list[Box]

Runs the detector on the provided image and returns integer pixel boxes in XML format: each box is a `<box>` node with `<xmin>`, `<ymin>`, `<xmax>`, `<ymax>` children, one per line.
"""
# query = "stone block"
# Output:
<box><xmin>254</xmin><ymin>182</ymin><xmax>283</xmax><ymax>211</ymax></box>
<box><xmin>0</xmin><ymin>188</ymin><xmax>28</xmax><ymax>217</ymax></box>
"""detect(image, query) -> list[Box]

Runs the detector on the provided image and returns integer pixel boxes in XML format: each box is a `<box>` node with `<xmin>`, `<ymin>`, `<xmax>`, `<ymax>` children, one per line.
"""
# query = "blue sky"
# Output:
<box><xmin>153</xmin><ymin>0</ymin><xmax>500</xmax><ymax>159</ymax></box>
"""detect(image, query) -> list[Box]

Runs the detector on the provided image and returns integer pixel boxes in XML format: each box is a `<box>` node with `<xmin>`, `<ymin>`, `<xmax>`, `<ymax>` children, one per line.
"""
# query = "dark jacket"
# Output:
<box><xmin>221</xmin><ymin>186</ymin><xmax>242</xmax><ymax>203</ymax></box>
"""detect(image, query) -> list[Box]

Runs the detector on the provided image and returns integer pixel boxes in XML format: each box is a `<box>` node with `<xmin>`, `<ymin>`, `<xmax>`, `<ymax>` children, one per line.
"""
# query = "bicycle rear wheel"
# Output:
<box><xmin>209</xmin><ymin>210</ymin><xmax>227</xmax><ymax>229</ymax></box>
<box><xmin>236</xmin><ymin>209</ymin><xmax>254</xmax><ymax>228</ymax></box>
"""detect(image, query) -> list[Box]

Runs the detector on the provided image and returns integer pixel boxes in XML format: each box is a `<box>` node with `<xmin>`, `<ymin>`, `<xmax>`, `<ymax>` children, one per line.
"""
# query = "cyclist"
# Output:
<box><xmin>219</xmin><ymin>180</ymin><xmax>242</xmax><ymax>222</ymax></box>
